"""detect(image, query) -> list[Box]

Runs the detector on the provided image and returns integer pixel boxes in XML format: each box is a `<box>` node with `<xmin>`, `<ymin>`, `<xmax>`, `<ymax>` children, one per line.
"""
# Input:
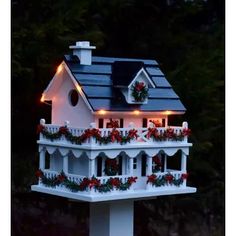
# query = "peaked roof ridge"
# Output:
<box><xmin>92</xmin><ymin>56</ymin><xmax>158</xmax><ymax>66</ymax></box>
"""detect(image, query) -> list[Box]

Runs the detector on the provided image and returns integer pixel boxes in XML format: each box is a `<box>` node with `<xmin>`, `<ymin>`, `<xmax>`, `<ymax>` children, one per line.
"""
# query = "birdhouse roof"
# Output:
<box><xmin>63</xmin><ymin>55</ymin><xmax>186</xmax><ymax>112</ymax></box>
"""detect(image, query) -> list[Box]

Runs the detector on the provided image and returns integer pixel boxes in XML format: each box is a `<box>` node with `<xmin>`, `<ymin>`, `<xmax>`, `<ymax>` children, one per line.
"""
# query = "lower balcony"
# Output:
<box><xmin>31</xmin><ymin>169</ymin><xmax>196</xmax><ymax>202</ymax></box>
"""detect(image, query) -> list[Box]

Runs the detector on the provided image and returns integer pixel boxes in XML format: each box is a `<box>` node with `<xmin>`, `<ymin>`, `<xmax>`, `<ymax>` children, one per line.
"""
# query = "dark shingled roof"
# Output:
<box><xmin>64</xmin><ymin>55</ymin><xmax>186</xmax><ymax>112</ymax></box>
<box><xmin>112</xmin><ymin>61</ymin><xmax>144</xmax><ymax>87</ymax></box>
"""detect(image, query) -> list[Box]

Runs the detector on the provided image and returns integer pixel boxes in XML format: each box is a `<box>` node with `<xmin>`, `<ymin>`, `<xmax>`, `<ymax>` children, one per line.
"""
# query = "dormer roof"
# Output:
<box><xmin>61</xmin><ymin>55</ymin><xmax>186</xmax><ymax>112</ymax></box>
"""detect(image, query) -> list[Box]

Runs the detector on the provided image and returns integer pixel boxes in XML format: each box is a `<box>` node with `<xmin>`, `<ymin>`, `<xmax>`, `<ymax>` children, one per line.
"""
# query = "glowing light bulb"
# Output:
<box><xmin>98</xmin><ymin>110</ymin><xmax>106</xmax><ymax>115</ymax></box>
<box><xmin>134</xmin><ymin>110</ymin><xmax>140</xmax><ymax>115</ymax></box>
<box><xmin>40</xmin><ymin>94</ymin><xmax>45</xmax><ymax>103</ymax></box>
<box><xmin>164</xmin><ymin>110</ymin><xmax>172</xmax><ymax>115</ymax></box>
<box><xmin>76</xmin><ymin>85</ymin><xmax>82</xmax><ymax>93</ymax></box>
<box><xmin>57</xmin><ymin>64</ymin><xmax>63</xmax><ymax>73</ymax></box>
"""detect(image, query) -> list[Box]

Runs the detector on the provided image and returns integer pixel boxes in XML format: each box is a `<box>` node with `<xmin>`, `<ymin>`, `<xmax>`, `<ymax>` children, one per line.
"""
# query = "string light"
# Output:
<box><xmin>57</xmin><ymin>64</ymin><xmax>63</xmax><ymax>73</ymax></box>
<box><xmin>40</xmin><ymin>94</ymin><xmax>45</xmax><ymax>103</ymax></box>
<box><xmin>164</xmin><ymin>110</ymin><xmax>172</xmax><ymax>115</ymax></box>
<box><xmin>98</xmin><ymin>110</ymin><xmax>106</xmax><ymax>115</ymax></box>
<box><xmin>134</xmin><ymin>110</ymin><xmax>140</xmax><ymax>115</ymax></box>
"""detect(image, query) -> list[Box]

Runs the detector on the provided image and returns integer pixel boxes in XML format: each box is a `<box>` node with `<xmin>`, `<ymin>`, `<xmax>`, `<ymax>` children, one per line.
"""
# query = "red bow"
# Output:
<box><xmin>109</xmin><ymin>178</ymin><xmax>121</xmax><ymax>187</ymax></box>
<box><xmin>165</xmin><ymin>128</ymin><xmax>175</xmax><ymax>139</ymax></box>
<box><xmin>128</xmin><ymin>129</ymin><xmax>138</xmax><ymax>139</ymax></box>
<box><xmin>127</xmin><ymin>176</ymin><xmax>138</xmax><ymax>185</ymax></box>
<box><xmin>181</xmin><ymin>173</ymin><xmax>189</xmax><ymax>180</ymax></box>
<box><xmin>89</xmin><ymin>177</ymin><xmax>101</xmax><ymax>189</ymax></box>
<box><xmin>146</xmin><ymin>128</ymin><xmax>158</xmax><ymax>139</ymax></box>
<box><xmin>182</xmin><ymin>128</ymin><xmax>191</xmax><ymax>137</ymax></box>
<box><xmin>147</xmin><ymin>174</ymin><xmax>157</xmax><ymax>183</ymax></box>
<box><xmin>110</xmin><ymin>129</ymin><xmax>121</xmax><ymax>142</ymax></box>
<box><xmin>165</xmin><ymin>174</ymin><xmax>173</xmax><ymax>182</ymax></box>
<box><xmin>35</xmin><ymin>169</ymin><xmax>43</xmax><ymax>178</ymax></box>
<box><xmin>36</xmin><ymin>124</ymin><xmax>45</xmax><ymax>134</ymax></box>
<box><xmin>59</xmin><ymin>126</ymin><xmax>69</xmax><ymax>135</ymax></box>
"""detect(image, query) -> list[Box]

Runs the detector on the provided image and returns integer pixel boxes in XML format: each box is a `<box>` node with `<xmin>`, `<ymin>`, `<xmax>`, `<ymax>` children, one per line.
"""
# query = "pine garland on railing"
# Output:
<box><xmin>36</xmin><ymin>170</ymin><xmax>138</xmax><ymax>193</ymax></box>
<box><xmin>147</xmin><ymin>173</ymin><xmax>189</xmax><ymax>187</ymax></box>
<box><xmin>37</xmin><ymin>124</ymin><xmax>191</xmax><ymax>145</ymax></box>
<box><xmin>146</xmin><ymin>127</ymin><xmax>191</xmax><ymax>141</ymax></box>
<box><xmin>37</xmin><ymin>125</ymin><xmax>139</xmax><ymax>145</ymax></box>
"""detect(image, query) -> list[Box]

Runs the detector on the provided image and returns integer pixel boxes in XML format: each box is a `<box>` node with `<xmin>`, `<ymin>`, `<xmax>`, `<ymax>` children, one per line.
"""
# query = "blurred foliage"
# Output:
<box><xmin>12</xmin><ymin>0</ymin><xmax>224</xmax><ymax>235</ymax></box>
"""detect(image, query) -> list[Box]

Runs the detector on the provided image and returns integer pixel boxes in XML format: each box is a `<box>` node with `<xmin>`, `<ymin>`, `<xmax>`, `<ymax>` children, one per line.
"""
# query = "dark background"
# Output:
<box><xmin>12</xmin><ymin>0</ymin><xmax>224</xmax><ymax>235</ymax></box>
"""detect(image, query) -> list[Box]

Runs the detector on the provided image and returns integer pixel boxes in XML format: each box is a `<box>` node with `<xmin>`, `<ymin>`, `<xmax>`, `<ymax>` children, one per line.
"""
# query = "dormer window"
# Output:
<box><xmin>112</xmin><ymin>61</ymin><xmax>155</xmax><ymax>104</ymax></box>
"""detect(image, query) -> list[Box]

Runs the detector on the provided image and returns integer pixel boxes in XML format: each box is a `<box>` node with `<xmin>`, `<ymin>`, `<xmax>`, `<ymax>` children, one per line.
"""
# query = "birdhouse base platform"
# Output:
<box><xmin>31</xmin><ymin>185</ymin><xmax>196</xmax><ymax>202</ymax></box>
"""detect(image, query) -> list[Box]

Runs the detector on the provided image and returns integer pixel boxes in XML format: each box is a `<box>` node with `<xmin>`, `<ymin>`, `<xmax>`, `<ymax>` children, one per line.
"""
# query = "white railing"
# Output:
<box><xmin>41</xmin><ymin>170</ymin><xmax>131</xmax><ymax>185</ymax></box>
<box><xmin>98</xmin><ymin>175</ymin><xmax>130</xmax><ymax>185</ymax></box>
<box><xmin>157</xmin><ymin>170</ymin><xmax>184</xmax><ymax>179</ymax></box>
<box><xmin>40</xmin><ymin>169</ymin><xmax>186</xmax><ymax>192</ymax></box>
<box><xmin>66</xmin><ymin>173</ymin><xmax>85</xmax><ymax>182</ymax></box>
<box><xmin>38</xmin><ymin>119</ymin><xmax>189</xmax><ymax>146</ymax></box>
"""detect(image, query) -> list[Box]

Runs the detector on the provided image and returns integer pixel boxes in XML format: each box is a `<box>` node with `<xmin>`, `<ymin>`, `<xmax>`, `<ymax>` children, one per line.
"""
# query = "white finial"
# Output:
<box><xmin>64</xmin><ymin>120</ymin><xmax>70</xmax><ymax>127</ymax></box>
<box><xmin>128</xmin><ymin>122</ymin><xmax>135</xmax><ymax>128</ymax></box>
<box><xmin>182</xmin><ymin>121</ymin><xmax>188</xmax><ymax>129</ymax></box>
<box><xmin>148</xmin><ymin>122</ymin><xmax>155</xmax><ymax>128</ymax></box>
<box><xmin>90</xmin><ymin>122</ymin><xmax>96</xmax><ymax>128</ymax></box>
<box><xmin>40</xmin><ymin>119</ymin><xmax>45</xmax><ymax>125</ymax></box>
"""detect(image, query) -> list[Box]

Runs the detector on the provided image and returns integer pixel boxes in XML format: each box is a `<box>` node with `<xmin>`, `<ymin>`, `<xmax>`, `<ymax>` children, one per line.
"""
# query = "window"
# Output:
<box><xmin>142</xmin><ymin>118</ymin><xmax>147</xmax><ymax>127</ymax></box>
<box><xmin>98</xmin><ymin>119</ymin><xmax>104</xmax><ymax>128</ymax></box>
<box><xmin>68</xmin><ymin>89</ymin><xmax>79</xmax><ymax>106</ymax></box>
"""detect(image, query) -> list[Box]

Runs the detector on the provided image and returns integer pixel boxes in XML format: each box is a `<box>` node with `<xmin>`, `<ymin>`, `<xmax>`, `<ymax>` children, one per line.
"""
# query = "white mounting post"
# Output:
<box><xmin>89</xmin><ymin>200</ymin><xmax>134</xmax><ymax>236</ymax></box>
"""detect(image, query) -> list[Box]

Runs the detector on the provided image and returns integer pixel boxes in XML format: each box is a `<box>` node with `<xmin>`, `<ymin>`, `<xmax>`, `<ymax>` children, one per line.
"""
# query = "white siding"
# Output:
<box><xmin>51</xmin><ymin>68</ymin><xmax>94</xmax><ymax>127</ymax></box>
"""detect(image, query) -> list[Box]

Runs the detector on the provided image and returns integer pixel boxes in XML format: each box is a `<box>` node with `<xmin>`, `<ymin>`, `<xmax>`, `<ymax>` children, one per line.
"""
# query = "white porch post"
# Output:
<box><xmin>181</xmin><ymin>152</ymin><xmax>187</xmax><ymax>172</ymax></box>
<box><xmin>89</xmin><ymin>159</ymin><xmax>96</xmax><ymax>177</ymax></box>
<box><xmin>39</xmin><ymin>148</ymin><xmax>46</xmax><ymax>170</ymax></box>
<box><xmin>63</xmin><ymin>155</ymin><xmax>69</xmax><ymax>174</ymax></box>
<box><xmin>129</xmin><ymin>157</ymin><xmax>133</xmax><ymax>176</ymax></box>
<box><xmin>90</xmin><ymin>200</ymin><xmax>134</xmax><ymax>236</ymax></box>
<box><xmin>147</xmin><ymin>156</ymin><xmax>153</xmax><ymax>175</ymax></box>
<box><xmin>181</xmin><ymin>151</ymin><xmax>187</xmax><ymax>187</ymax></box>
<box><xmin>164</xmin><ymin>154</ymin><xmax>167</xmax><ymax>172</ymax></box>
<box><xmin>165</xmin><ymin>116</ymin><xmax>168</xmax><ymax>127</ymax></box>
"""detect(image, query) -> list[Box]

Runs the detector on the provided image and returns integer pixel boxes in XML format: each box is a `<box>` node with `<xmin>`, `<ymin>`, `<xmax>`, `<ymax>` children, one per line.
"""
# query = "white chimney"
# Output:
<box><xmin>69</xmin><ymin>41</ymin><xmax>96</xmax><ymax>65</ymax></box>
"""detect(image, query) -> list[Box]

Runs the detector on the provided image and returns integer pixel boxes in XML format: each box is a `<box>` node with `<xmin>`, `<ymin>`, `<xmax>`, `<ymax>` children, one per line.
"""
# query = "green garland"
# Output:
<box><xmin>146</xmin><ymin>127</ymin><xmax>191</xmax><ymax>141</ymax></box>
<box><xmin>147</xmin><ymin>173</ymin><xmax>189</xmax><ymax>187</ymax></box>
<box><xmin>36</xmin><ymin>170</ymin><xmax>137</xmax><ymax>193</ymax></box>
<box><xmin>37</xmin><ymin>125</ymin><xmax>137</xmax><ymax>145</ymax></box>
<box><xmin>37</xmin><ymin>125</ymin><xmax>190</xmax><ymax>145</ymax></box>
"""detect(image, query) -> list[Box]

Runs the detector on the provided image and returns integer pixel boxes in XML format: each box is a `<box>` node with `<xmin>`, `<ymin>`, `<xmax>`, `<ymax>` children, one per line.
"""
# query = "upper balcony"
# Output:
<box><xmin>37</xmin><ymin>119</ymin><xmax>192</xmax><ymax>159</ymax></box>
